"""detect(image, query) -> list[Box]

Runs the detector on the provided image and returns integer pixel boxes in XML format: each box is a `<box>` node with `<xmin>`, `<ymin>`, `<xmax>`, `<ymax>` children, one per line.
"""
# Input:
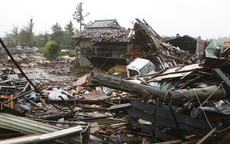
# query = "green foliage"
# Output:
<box><xmin>65</xmin><ymin>20</ymin><xmax>74</xmax><ymax>36</ymax></box>
<box><xmin>6</xmin><ymin>18</ymin><xmax>76</xmax><ymax>55</ymax></box>
<box><xmin>19</xmin><ymin>29</ymin><xmax>30</xmax><ymax>46</ymax></box>
<box><xmin>51</xmin><ymin>22</ymin><xmax>65</xmax><ymax>45</ymax></box>
<box><xmin>43</xmin><ymin>40</ymin><xmax>59</xmax><ymax>59</ymax></box>
<box><xmin>5</xmin><ymin>19</ymin><xmax>34</xmax><ymax>48</ymax></box>
<box><xmin>34</xmin><ymin>32</ymin><xmax>50</xmax><ymax>48</ymax></box>
<box><xmin>64</xmin><ymin>20</ymin><xmax>75</xmax><ymax>47</ymax></box>
<box><xmin>52</xmin><ymin>22</ymin><xmax>62</xmax><ymax>32</ymax></box>
<box><xmin>50</xmin><ymin>21</ymin><xmax>75</xmax><ymax>48</ymax></box>
<box><xmin>69</xmin><ymin>49</ymin><xmax>76</xmax><ymax>57</ymax></box>
<box><xmin>19</xmin><ymin>18</ymin><xmax>35</xmax><ymax>47</ymax></box>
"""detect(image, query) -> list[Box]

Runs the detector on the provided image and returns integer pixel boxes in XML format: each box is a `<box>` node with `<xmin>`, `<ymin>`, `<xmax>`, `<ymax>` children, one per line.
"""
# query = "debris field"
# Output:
<box><xmin>0</xmin><ymin>19</ymin><xmax>229</xmax><ymax>144</ymax></box>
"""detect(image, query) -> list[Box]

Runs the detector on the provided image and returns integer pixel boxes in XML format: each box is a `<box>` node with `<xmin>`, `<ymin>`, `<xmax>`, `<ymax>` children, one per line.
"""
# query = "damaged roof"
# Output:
<box><xmin>84</xmin><ymin>19</ymin><xmax>122</xmax><ymax>29</ymax></box>
<box><xmin>73</xmin><ymin>28</ymin><xmax>131</xmax><ymax>43</ymax></box>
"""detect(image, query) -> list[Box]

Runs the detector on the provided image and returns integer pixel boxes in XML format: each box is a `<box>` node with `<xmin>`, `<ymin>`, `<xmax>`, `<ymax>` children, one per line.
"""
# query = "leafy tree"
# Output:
<box><xmin>52</xmin><ymin>22</ymin><xmax>62</xmax><ymax>32</ymax></box>
<box><xmin>50</xmin><ymin>21</ymin><xmax>76</xmax><ymax>49</ymax></box>
<box><xmin>65</xmin><ymin>20</ymin><xmax>74</xmax><ymax>36</ymax></box>
<box><xmin>43</xmin><ymin>40</ymin><xmax>59</xmax><ymax>59</ymax></box>
<box><xmin>19</xmin><ymin>28</ymin><xmax>30</xmax><ymax>46</ymax></box>
<box><xmin>64</xmin><ymin>20</ymin><xmax>75</xmax><ymax>48</ymax></box>
<box><xmin>34</xmin><ymin>32</ymin><xmax>50</xmax><ymax>48</ymax></box>
<box><xmin>50</xmin><ymin>22</ymin><xmax>65</xmax><ymax>45</ymax></box>
<box><xmin>73</xmin><ymin>2</ymin><xmax>89</xmax><ymax>31</ymax></box>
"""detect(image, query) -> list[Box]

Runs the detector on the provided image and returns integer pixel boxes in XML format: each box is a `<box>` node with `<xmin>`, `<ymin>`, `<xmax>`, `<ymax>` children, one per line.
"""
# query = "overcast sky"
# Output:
<box><xmin>1</xmin><ymin>0</ymin><xmax>230</xmax><ymax>39</ymax></box>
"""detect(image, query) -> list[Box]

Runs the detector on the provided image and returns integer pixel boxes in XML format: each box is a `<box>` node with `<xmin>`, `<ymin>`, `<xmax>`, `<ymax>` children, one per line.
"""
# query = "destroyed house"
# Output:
<box><xmin>131</xmin><ymin>19</ymin><xmax>191</xmax><ymax>71</ymax></box>
<box><xmin>73</xmin><ymin>19</ymin><xmax>132</xmax><ymax>70</ymax></box>
<box><xmin>166</xmin><ymin>35</ymin><xmax>206</xmax><ymax>54</ymax></box>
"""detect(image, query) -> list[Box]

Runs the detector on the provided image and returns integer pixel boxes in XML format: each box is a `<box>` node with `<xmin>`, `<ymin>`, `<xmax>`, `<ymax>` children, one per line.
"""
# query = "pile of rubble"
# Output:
<box><xmin>85</xmin><ymin>19</ymin><xmax>230</xmax><ymax>143</ymax></box>
<box><xmin>0</xmin><ymin>64</ymin><xmax>135</xmax><ymax>143</ymax></box>
<box><xmin>89</xmin><ymin>59</ymin><xmax>229</xmax><ymax>143</ymax></box>
<box><xmin>0</xmin><ymin>18</ymin><xmax>229</xmax><ymax>144</ymax></box>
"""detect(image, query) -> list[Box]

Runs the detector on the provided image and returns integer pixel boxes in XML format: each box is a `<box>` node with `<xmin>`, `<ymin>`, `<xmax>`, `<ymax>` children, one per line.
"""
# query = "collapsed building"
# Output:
<box><xmin>130</xmin><ymin>19</ymin><xmax>191</xmax><ymax>70</ymax></box>
<box><xmin>73</xmin><ymin>18</ymin><xmax>192</xmax><ymax>72</ymax></box>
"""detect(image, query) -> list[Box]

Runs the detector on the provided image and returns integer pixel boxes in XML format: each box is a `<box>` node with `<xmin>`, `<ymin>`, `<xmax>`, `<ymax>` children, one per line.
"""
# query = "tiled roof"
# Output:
<box><xmin>73</xmin><ymin>29</ymin><xmax>131</xmax><ymax>43</ymax></box>
<box><xmin>85</xmin><ymin>19</ymin><xmax>121</xmax><ymax>29</ymax></box>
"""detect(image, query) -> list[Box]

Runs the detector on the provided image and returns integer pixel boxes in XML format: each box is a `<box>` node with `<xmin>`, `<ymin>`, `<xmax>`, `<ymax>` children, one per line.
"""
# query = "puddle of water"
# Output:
<box><xmin>14</xmin><ymin>65</ymin><xmax>77</xmax><ymax>86</ymax></box>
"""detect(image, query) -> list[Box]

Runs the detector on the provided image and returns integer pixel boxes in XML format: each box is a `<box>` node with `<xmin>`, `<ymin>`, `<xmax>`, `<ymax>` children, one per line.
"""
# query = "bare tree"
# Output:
<box><xmin>19</xmin><ymin>18</ymin><xmax>35</xmax><ymax>47</ymax></box>
<box><xmin>28</xmin><ymin>18</ymin><xmax>34</xmax><ymax>47</ymax></box>
<box><xmin>73</xmin><ymin>2</ymin><xmax>89</xmax><ymax>32</ymax></box>
<box><xmin>11</xmin><ymin>26</ymin><xmax>20</xmax><ymax>46</ymax></box>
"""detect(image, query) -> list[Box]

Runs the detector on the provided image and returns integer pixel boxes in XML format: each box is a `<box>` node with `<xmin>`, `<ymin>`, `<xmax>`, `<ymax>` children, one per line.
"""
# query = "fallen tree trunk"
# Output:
<box><xmin>90</xmin><ymin>70</ymin><xmax>166</xmax><ymax>100</ymax></box>
<box><xmin>169</xmin><ymin>85</ymin><xmax>227</xmax><ymax>105</ymax></box>
<box><xmin>90</xmin><ymin>70</ymin><xmax>227</xmax><ymax>105</ymax></box>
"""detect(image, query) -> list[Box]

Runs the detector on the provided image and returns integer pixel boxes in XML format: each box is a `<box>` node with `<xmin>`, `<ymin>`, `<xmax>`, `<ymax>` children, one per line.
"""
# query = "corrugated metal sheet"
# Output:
<box><xmin>0</xmin><ymin>126</ymin><xmax>82</xmax><ymax>144</ymax></box>
<box><xmin>0</xmin><ymin>113</ymin><xmax>88</xmax><ymax>144</ymax></box>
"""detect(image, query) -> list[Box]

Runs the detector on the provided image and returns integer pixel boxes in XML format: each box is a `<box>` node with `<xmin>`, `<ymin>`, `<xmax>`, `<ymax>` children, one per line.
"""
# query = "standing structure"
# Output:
<box><xmin>73</xmin><ymin>19</ymin><xmax>132</xmax><ymax>70</ymax></box>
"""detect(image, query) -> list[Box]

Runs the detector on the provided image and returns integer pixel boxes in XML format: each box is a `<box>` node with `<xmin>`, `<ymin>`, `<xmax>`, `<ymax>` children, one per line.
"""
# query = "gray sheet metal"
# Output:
<box><xmin>0</xmin><ymin>113</ymin><xmax>85</xmax><ymax>144</ymax></box>
<box><xmin>0</xmin><ymin>126</ymin><xmax>82</xmax><ymax>144</ymax></box>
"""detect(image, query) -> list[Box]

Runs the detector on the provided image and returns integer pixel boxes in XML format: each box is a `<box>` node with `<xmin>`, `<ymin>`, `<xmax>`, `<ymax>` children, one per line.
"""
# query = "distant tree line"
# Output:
<box><xmin>3</xmin><ymin>2</ymin><xmax>89</xmax><ymax>59</ymax></box>
<box><xmin>5</xmin><ymin>19</ymin><xmax>77</xmax><ymax>50</ymax></box>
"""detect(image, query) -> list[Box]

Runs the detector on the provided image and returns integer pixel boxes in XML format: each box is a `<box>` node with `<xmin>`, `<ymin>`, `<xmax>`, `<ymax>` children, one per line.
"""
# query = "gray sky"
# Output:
<box><xmin>1</xmin><ymin>0</ymin><xmax>230</xmax><ymax>39</ymax></box>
